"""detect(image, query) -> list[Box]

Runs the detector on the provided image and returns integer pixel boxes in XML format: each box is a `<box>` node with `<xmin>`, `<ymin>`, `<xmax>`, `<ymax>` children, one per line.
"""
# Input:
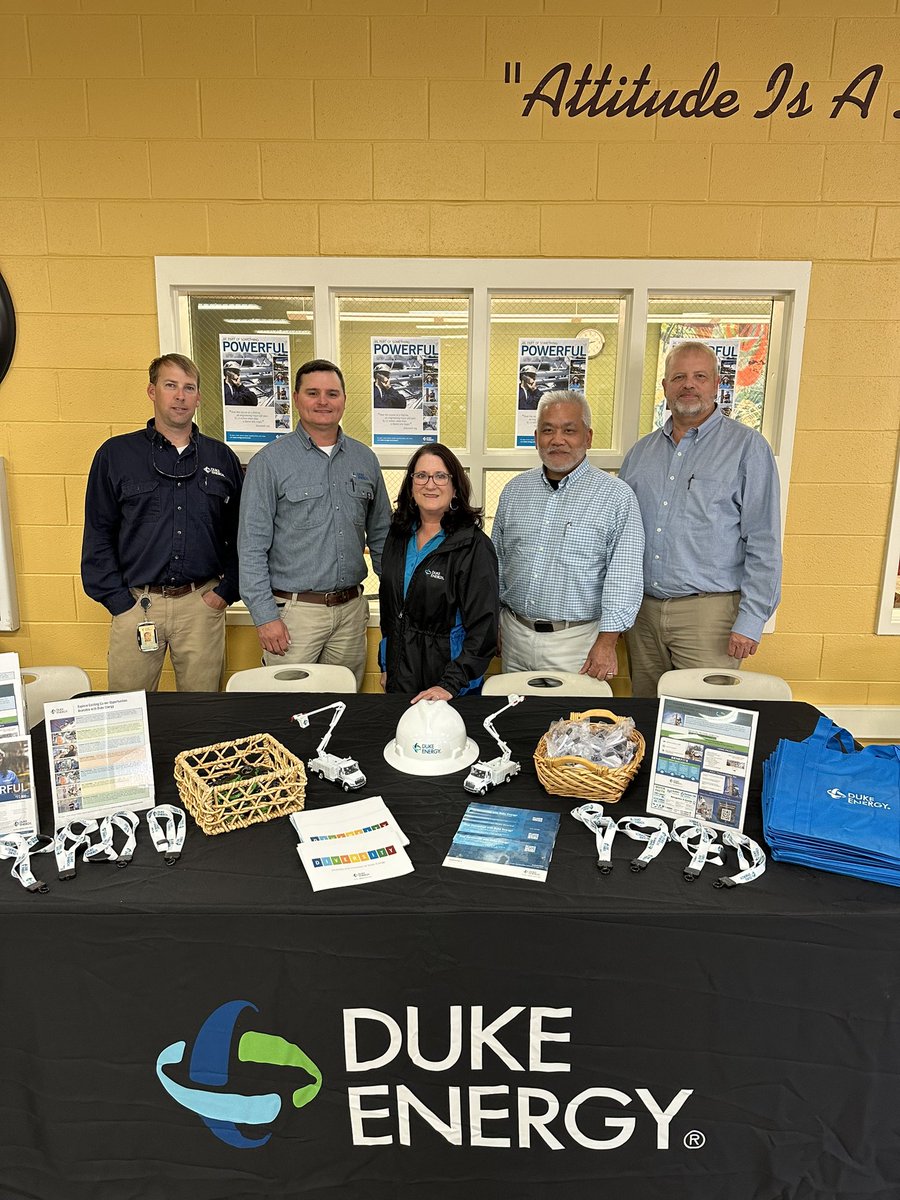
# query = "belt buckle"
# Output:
<box><xmin>323</xmin><ymin>589</ymin><xmax>342</xmax><ymax>607</ymax></box>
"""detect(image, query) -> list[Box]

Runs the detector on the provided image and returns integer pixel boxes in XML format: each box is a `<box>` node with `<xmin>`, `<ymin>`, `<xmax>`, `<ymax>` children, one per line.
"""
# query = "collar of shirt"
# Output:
<box><xmin>662</xmin><ymin>403</ymin><xmax>723</xmax><ymax>446</ymax></box>
<box><xmin>142</xmin><ymin>419</ymin><xmax>199</xmax><ymax>451</ymax></box>
<box><xmin>294</xmin><ymin>424</ymin><xmax>344</xmax><ymax>453</ymax></box>
<box><xmin>540</xmin><ymin>453</ymin><xmax>591</xmax><ymax>490</ymax></box>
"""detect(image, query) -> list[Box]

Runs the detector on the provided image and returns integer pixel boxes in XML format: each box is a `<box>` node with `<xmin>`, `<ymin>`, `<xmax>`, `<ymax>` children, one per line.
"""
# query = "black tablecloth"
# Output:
<box><xmin>3</xmin><ymin>694</ymin><xmax>900</xmax><ymax>1200</ymax></box>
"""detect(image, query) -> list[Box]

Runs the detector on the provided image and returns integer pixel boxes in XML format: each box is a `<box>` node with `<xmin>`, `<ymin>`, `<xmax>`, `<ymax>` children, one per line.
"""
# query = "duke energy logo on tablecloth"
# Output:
<box><xmin>156</xmin><ymin>999</ymin><xmax>322</xmax><ymax>1148</ymax></box>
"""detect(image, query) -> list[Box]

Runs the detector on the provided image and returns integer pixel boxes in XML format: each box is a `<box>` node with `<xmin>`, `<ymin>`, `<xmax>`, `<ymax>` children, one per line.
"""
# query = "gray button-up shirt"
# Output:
<box><xmin>238</xmin><ymin>425</ymin><xmax>391</xmax><ymax>628</ymax></box>
<box><xmin>618</xmin><ymin>406</ymin><xmax>782</xmax><ymax>644</ymax></box>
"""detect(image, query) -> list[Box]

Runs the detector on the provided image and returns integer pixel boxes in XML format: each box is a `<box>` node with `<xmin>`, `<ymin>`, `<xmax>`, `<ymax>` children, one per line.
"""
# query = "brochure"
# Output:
<box><xmin>443</xmin><ymin>802</ymin><xmax>560</xmax><ymax>883</ymax></box>
<box><xmin>647</xmin><ymin>697</ymin><xmax>760</xmax><ymax>833</ymax></box>
<box><xmin>44</xmin><ymin>691</ymin><xmax>155</xmax><ymax>828</ymax></box>
<box><xmin>291</xmin><ymin>795</ymin><xmax>413</xmax><ymax>891</ymax></box>
<box><xmin>0</xmin><ymin>652</ymin><xmax>27</xmax><ymax>737</ymax></box>
<box><xmin>0</xmin><ymin>735</ymin><xmax>38</xmax><ymax>839</ymax></box>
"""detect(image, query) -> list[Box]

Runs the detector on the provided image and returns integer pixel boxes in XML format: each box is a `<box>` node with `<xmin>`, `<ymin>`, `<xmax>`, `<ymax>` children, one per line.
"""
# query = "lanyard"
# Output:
<box><xmin>670</xmin><ymin>818</ymin><xmax>725</xmax><ymax>881</ymax></box>
<box><xmin>616</xmin><ymin>816</ymin><xmax>669</xmax><ymax>871</ymax></box>
<box><xmin>715</xmin><ymin>830</ymin><xmax>767</xmax><ymax>888</ymax></box>
<box><xmin>571</xmin><ymin>803</ymin><xmax>617</xmax><ymax>874</ymax></box>
<box><xmin>83</xmin><ymin>812</ymin><xmax>140</xmax><ymax>867</ymax></box>
<box><xmin>56</xmin><ymin>819</ymin><xmax>99</xmax><ymax>879</ymax></box>
<box><xmin>0</xmin><ymin>833</ymin><xmax>54</xmax><ymax>893</ymax></box>
<box><xmin>146</xmin><ymin>805</ymin><xmax>186</xmax><ymax>865</ymax></box>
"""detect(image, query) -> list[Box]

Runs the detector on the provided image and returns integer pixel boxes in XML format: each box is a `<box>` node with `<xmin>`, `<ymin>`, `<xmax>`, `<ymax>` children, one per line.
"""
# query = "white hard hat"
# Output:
<box><xmin>383</xmin><ymin>700</ymin><xmax>479</xmax><ymax>776</ymax></box>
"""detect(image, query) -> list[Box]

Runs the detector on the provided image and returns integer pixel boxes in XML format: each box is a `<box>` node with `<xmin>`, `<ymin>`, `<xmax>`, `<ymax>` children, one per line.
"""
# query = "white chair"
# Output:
<box><xmin>656</xmin><ymin>668</ymin><xmax>792</xmax><ymax>701</ymax></box>
<box><xmin>483</xmin><ymin>670</ymin><xmax>613</xmax><ymax>698</ymax></box>
<box><xmin>22</xmin><ymin>666</ymin><xmax>91</xmax><ymax>730</ymax></box>
<box><xmin>225</xmin><ymin>664</ymin><xmax>357</xmax><ymax>694</ymax></box>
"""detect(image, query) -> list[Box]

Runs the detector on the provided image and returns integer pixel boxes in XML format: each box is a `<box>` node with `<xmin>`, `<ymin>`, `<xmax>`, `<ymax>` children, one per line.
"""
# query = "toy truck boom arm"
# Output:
<box><xmin>482</xmin><ymin>694</ymin><xmax>523</xmax><ymax>760</ymax></box>
<box><xmin>290</xmin><ymin>701</ymin><xmax>347</xmax><ymax>756</ymax></box>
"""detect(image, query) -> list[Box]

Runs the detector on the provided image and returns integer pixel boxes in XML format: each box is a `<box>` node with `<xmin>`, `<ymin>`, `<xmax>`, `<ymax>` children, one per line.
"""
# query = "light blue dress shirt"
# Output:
<box><xmin>618</xmin><ymin>405</ymin><xmax>782</xmax><ymax>644</ymax></box>
<box><xmin>491</xmin><ymin>457</ymin><xmax>644</xmax><ymax>630</ymax></box>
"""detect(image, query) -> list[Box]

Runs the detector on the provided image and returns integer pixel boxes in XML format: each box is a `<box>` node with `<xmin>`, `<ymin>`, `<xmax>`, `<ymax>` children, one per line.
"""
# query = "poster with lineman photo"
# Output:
<box><xmin>0</xmin><ymin>736</ymin><xmax>38</xmax><ymax>839</ymax></box>
<box><xmin>220</xmin><ymin>335</ymin><xmax>292</xmax><ymax>447</ymax></box>
<box><xmin>515</xmin><ymin>339</ymin><xmax>588</xmax><ymax>447</ymax></box>
<box><xmin>654</xmin><ymin>333</ymin><xmax>740</xmax><ymax>429</ymax></box>
<box><xmin>371</xmin><ymin>339</ymin><xmax>439</xmax><ymax>446</ymax></box>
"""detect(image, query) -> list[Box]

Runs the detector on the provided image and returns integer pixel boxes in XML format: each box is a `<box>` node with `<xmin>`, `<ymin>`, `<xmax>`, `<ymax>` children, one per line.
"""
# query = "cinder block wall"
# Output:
<box><xmin>0</xmin><ymin>1</ymin><xmax>898</xmax><ymax>703</ymax></box>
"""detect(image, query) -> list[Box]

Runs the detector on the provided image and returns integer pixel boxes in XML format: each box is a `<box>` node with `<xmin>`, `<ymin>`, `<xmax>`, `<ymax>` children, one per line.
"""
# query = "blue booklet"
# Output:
<box><xmin>443</xmin><ymin>803</ymin><xmax>560</xmax><ymax>883</ymax></box>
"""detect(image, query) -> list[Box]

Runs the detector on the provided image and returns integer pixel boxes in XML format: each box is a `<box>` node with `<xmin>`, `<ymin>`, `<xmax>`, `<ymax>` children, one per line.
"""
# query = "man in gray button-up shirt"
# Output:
<box><xmin>238</xmin><ymin>359</ymin><xmax>391</xmax><ymax>688</ymax></box>
<box><xmin>619</xmin><ymin>341</ymin><xmax>782</xmax><ymax>696</ymax></box>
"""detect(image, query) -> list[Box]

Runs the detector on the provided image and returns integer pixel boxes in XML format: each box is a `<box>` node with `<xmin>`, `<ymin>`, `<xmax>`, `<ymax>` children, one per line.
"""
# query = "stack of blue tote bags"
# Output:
<box><xmin>762</xmin><ymin>716</ymin><xmax>900</xmax><ymax>887</ymax></box>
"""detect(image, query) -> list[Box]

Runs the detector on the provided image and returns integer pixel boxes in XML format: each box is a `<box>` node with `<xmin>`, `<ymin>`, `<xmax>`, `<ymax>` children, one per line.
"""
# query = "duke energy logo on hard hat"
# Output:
<box><xmin>156</xmin><ymin>1000</ymin><xmax>322</xmax><ymax>1148</ymax></box>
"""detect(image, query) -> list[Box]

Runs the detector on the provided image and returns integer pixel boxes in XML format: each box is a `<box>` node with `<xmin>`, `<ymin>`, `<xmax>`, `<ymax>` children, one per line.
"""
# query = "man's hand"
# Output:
<box><xmin>256</xmin><ymin>618</ymin><xmax>292</xmax><ymax>656</ymax></box>
<box><xmin>202</xmin><ymin>590</ymin><xmax>227</xmax><ymax>612</ymax></box>
<box><xmin>728</xmin><ymin>632</ymin><xmax>759</xmax><ymax>660</ymax></box>
<box><xmin>579</xmin><ymin>632</ymin><xmax>619</xmax><ymax>681</ymax></box>
<box><xmin>410</xmin><ymin>686</ymin><xmax>453</xmax><ymax>704</ymax></box>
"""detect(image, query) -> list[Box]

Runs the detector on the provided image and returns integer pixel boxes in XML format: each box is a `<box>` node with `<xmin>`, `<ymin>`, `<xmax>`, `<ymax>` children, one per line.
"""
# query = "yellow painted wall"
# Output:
<box><xmin>0</xmin><ymin>0</ymin><xmax>898</xmax><ymax>705</ymax></box>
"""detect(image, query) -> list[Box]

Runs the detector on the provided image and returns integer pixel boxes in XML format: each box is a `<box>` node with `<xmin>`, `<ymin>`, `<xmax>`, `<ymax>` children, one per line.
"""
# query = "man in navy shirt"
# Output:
<box><xmin>81</xmin><ymin>354</ymin><xmax>243</xmax><ymax>692</ymax></box>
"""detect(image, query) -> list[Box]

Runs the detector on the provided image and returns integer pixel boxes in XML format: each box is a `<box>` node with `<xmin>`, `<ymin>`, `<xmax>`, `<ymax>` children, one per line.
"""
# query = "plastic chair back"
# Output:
<box><xmin>483</xmin><ymin>671</ymin><xmax>613</xmax><ymax>698</ymax></box>
<box><xmin>225</xmin><ymin>664</ymin><xmax>357</xmax><ymax>693</ymax></box>
<box><xmin>22</xmin><ymin>666</ymin><xmax>91</xmax><ymax>730</ymax></box>
<box><xmin>657</xmin><ymin>668</ymin><xmax>792</xmax><ymax>701</ymax></box>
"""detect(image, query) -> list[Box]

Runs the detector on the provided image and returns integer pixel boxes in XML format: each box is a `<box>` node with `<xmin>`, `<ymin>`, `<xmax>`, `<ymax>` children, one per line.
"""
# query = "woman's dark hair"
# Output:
<box><xmin>391</xmin><ymin>443</ymin><xmax>483</xmax><ymax>536</ymax></box>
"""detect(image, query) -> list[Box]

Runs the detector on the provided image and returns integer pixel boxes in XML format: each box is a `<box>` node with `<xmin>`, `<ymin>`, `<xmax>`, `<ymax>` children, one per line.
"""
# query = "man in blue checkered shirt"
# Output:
<box><xmin>492</xmin><ymin>391</ymin><xmax>644</xmax><ymax>682</ymax></box>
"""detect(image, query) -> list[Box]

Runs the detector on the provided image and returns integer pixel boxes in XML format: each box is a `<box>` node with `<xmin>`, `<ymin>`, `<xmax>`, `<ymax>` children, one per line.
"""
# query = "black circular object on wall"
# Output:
<box><xmin>0</xmin><ymin>272</ymin><xmax>15</xmax><ymax>387</ymax></box>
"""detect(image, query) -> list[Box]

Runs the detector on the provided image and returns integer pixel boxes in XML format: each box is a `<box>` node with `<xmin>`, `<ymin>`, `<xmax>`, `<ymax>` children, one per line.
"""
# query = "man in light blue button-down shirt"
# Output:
<box><xmin>492</xmin><ymin>392</ymin><xmax>644</xmax><ymax>682</ymax></box>
<box><xmin>619</xmin><ymin>341</ymin><xmax>782</xmax><ymax>696</ymax></box>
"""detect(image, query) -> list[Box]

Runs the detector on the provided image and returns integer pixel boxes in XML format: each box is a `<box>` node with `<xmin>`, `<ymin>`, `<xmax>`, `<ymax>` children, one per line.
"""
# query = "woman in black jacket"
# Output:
<box><xmin>379</xmin><ymin>444</ymin><xmax>499</xmax><ymax>703</ymax></box>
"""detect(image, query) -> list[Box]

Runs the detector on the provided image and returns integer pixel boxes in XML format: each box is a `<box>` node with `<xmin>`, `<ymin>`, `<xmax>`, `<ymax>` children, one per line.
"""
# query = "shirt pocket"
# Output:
<box><xmin>345</xmin><ymin>479</ymin><xmax>374</xmax><ymax>526</ymax></box>
<box><xmin>119</xmin><ymin>478</ymin><xmax>160</xmax><ymax>522</ymax></box>
<box><xmin>199</xmin><ymin>471</ymin><xmax>232</xmax><ymax>525</ymax></box>
<box><xmin>684</xmin><ymin>475</ymin><xmax>735</xmax><ymax>528</ymax></box>
<box><xmin>283</xmin><ymin>482</ymin><xmax>327</xmax><ymax>527</ymax></box>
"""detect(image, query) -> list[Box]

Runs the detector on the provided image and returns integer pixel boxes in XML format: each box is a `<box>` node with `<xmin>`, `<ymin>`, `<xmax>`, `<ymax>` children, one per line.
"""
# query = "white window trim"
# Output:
<box><xmin>156</xmin><ymin>256</ymin><xmax>811</xmax><ymax>631</ymax></box>
<box><xmin>878</xmin><ymin>447</ymin><xmax>900</xmax><ymax>635</ymax></box>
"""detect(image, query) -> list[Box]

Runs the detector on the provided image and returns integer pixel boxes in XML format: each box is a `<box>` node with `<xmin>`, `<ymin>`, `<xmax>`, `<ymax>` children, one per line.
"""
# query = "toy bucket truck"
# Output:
<box><xmin>463</xmin><ymin>694</ymin><xmax>524</xmax><ymax>795</ymax></box>
<box><xmin>291</xmin><ymin>702</ymin><xmax>366</xmax><ymax>792</ymax></box>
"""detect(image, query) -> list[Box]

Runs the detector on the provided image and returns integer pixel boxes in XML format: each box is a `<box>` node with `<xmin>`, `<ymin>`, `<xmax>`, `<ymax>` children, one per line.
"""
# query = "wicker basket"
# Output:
<box><xmin>533</xmin><ymin>708</ymin><xmax>645</xmax><ymax>803</ymax></box>
<box><xmin>174</xmin><ymin>733</ymin><xmax>307</xmax><ymax>836</ymax></box>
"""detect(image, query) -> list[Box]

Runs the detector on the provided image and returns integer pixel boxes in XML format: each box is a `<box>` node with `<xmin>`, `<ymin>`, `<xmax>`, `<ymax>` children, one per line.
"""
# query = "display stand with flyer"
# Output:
<box><xmin>646</xmin><ymin>697</ymin><xmax>759</xmax><ymax>833</ymax></box>
<box><xmin>44</xmin><ymin>691</ymin><xmax>155</xmax><ymax>829</ymax></box>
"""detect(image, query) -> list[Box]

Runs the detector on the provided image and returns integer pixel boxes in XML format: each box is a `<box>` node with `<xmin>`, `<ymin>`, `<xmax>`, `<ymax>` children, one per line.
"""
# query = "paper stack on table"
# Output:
<box><xmin>290</xmin><ymin>795</ymin><xmax>413</xmax><ymax>891</ymax></box>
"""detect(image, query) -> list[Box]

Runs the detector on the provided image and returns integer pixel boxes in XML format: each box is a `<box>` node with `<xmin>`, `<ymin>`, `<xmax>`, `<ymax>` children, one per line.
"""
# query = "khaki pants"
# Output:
<box><xmin>268</xmin><ymin>593</ymin><xmax>369</xmax><ymax>689</ymax></box>
<box><xmin>625</xmin><ymin>592</ymin><xmax>741</xmax><ymax>697</ymax></box>
<box><xmin>108</xmin><ymin>582</ymin><xmax>225</xmax><ymax>693</ymax></box>
<box><xmin>500</xmin><ymin>609</ymin><xmax>602</xmax><ymax>675</ymax></box>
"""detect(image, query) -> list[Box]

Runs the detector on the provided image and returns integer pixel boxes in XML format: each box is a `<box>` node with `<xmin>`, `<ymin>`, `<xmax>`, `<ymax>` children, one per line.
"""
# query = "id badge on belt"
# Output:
<box><xmin>136</xmin><ymin>593</ymin><xmax>159</xmax><ymax>652</ymax></box>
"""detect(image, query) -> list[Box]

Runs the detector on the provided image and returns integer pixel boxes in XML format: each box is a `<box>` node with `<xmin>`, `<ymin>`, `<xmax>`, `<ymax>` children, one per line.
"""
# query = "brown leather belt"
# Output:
<box><xmin>273</xmin><ymin>585</ymin><xmax>362</xmax><ymax>607</ymax></box>
<box><xmin>143</xmin><ymin>581</ymin><xmax>207</xmax><ymax>598</ymax></box>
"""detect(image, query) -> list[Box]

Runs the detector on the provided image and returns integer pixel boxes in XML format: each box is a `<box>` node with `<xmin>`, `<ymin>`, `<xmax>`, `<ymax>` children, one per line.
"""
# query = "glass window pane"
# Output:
<box><xmin>335</xmin><ymin>294</ymin><xmax>469</xmax><ymax>449</ymax></box>
<box><xmin>186</xmin><ymin>293</ymin><xmax>314</xmax><ymax>441</ymax></box>
<box><xmin>361</xmin><ymin>468</ymin><xmax>405</xmax><ymax>598</ymax></box>
<box><xmin>642</xmin><ymin>295</ymin><xmax>775</xmax><ymax>437</ymax></box>
<box><xmin>487</xmin><ymin>295</ymin><xmax>623</xmax><ymax>451</ymax></box>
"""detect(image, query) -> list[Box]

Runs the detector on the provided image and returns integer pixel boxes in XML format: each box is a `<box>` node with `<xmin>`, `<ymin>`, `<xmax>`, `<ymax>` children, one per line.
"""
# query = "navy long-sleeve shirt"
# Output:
<box><xmin>81</xmin><ymin>420</ymin><xmax>243</xmax><ymax>616</ymax></box>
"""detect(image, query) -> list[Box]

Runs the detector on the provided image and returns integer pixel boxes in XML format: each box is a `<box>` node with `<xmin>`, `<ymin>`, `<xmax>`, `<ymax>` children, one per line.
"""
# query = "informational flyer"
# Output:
<box><xmin>371</xmin><ymin>338</ymin><xmax>439</xmax><ymax>446</ymax></box>
<box><xmin>292</xmin><ymin>796</ymin><xmax>413</xmax><ymax>892</ymax></box>
<box><xmin>44</xmin><ymin>691</ymin><xmax>155</xmax><ymax>828</ymax></box>
<box><xmin>0</xmin><ymin>652</ymin><xmax>27</xmax><ymax>737</ymax></box>
<box><xmin>654</xmin><ymin>333</ymin><xmax>741</xmax><ymax>427</ymax></box>
<box><xmin>516</xmin><ymin>338</ymin><xmax>588</xmax><ymax>447</ymax></box>
<box><xmin>290</xmin><ymin>795</ymin><xmax>408</xmax><ymax>848</ymax></box>
<box><xmin>647</xmin><ymin>697</ymin><xmax>759</xmax><ymax>833</ymax></box>
<box><xmin>220</xmin><ymin>334</ymin><xmax>292</xmax><ymax>447</ymax></box>
<box><xmin>0</xmin><ymin>736</ymin><xmax>38</xmax><ymax>839</ymax></box>
<box><xmin>443</xmin><ymin>803</ymin><xmax>560</xmax><ymax>883</ymax></box>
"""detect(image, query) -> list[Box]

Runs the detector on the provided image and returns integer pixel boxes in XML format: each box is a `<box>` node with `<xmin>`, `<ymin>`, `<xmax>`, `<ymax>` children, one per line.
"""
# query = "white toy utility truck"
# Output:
<box><xmin>291</xmin><ymin>702</ymin><xmax>366</xmax><ymax>792</ymax></box>
<box><xmin>463</xmin><ymin>694</ymin><xmax>524</xmax><ymax>795</ymax></box>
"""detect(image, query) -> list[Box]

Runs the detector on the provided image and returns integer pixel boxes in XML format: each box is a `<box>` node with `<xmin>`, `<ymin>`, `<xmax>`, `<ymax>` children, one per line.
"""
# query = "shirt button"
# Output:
<box><xmin>654</xmin><ymin>554</ymin><xmax>660</xmax><ymax>559</ymax></box>
<box><xmin>663</xmin><ymin>501</ymin><xmax>668</xmax><ymax>506</ymax></box>
<box><xmin>669</xmin><ymin>475</ymin><xmax>675</xmax><ymax>480</ymax></box>
<box><xmin>677</xmin><ymin>452</ymin><xmax>682</xmax><ymax>457</ymax></box>
<box><xmin>177</xmin><ymin>506</ymin><xmax>182</xmax><ymax>511</ymax></box>
<box><xmin>656</xmin><ymin>527</ymin><xmax>661</xmax><ymax>533</ymax></box>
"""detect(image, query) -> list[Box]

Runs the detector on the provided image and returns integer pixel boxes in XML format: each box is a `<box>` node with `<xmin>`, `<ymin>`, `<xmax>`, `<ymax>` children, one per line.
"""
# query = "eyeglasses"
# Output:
<box><xmin>151</xmin><ymin>438</ymin><xmax>198</xmax><ymax>481</ymax></box>
<box><xmin>412</xmin><ymin>471</ymin><xmax>451</xmax><ymax>485</ymax></box>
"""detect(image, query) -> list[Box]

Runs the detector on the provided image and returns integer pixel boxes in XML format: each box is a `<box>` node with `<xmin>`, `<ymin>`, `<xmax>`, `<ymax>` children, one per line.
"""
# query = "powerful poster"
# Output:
<box><xmin>371</xmin><ymin>339</ymin><xmax>439</xmax><ymax>446</ymax></box>
<box><xmin>220</xmin><ymin>335</ymin><xmax>292</xmax><ymax>446</ymax></box>
<box><xmin>516</xmin><ymin>339</ymin><xmax>588</xmax><ymax>447</ymax></box>
<box><xmin>654</xmin><ymin>334</ymin><xmax>740</xmax><ymax>428</ymax></box>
